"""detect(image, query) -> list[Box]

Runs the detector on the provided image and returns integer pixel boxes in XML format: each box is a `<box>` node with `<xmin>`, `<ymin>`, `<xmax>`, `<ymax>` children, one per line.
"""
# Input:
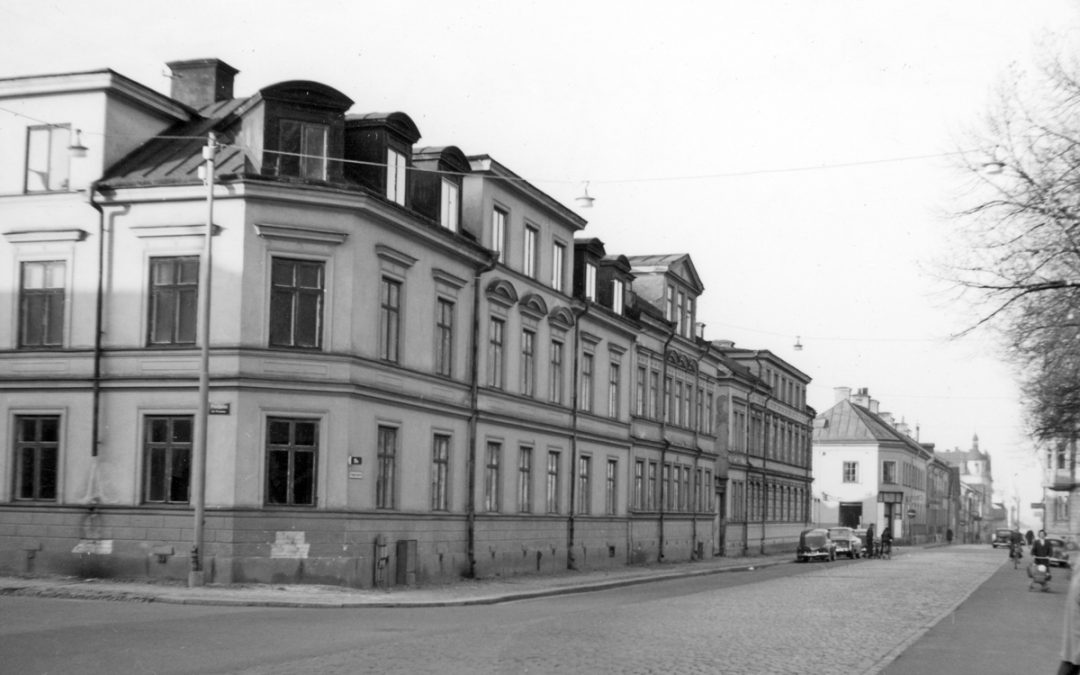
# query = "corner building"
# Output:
<box><xmin>0</xmin><ymin>59</ymin><xmax>740</xmax><ymax>586</ymax></box>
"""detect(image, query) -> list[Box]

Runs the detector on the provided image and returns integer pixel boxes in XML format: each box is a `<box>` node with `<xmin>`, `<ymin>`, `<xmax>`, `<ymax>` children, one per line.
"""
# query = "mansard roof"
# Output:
<box><xmin>101</xmin><ymin>97</ymin><xmax>249</xmax><ymax>187</ymax></box>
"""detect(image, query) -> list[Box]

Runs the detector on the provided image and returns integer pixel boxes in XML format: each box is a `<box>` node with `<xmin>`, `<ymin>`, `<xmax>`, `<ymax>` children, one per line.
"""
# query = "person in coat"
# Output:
<box><xmin>1033</xmin><ymin>530</ymin><xmax>1053</xmax><ymax>567</ymax></box>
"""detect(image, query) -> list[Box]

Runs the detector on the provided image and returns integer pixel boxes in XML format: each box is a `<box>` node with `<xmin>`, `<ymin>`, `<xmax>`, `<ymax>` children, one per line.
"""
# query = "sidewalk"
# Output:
<box><xmin>0</xmin><ymin>551</ymin><xmax>795</xmax><ymax>608</ymax></box>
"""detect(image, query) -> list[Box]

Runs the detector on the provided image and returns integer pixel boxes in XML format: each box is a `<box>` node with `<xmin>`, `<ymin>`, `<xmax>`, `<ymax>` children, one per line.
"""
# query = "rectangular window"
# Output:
<box><xmin>606</xmin><ymin>459</ymin><xmax>617</xmax><ymax>515</ymax></box>
<box><xmin>608</xmin><ymin>362</ymin><xmax>620</xmax><ymax>418</ymax></box>
<box><xmin>664</xmin><ymin>376</ymin><xmax>672</xmax><ymax>423</ymax></box>
<box><xmin>435</xmin><ymin>298</ymin><xmax>454</xmax><ymax>377</ymax></box>
<box><xmin>546</xmin><ymin>451</ymin><xmax>560</xmax><ymax>513</ymax></box>
<box><xmin>648</xmin><ymin>461</ymin><xmax>658</xmax><ymax>510</ymax></box>
<box><xmin>580</xmin><ymin>352</ymin><xmax>594</xmax><ymax>412</ymax></box>
<box><xmin>431</xmin><ymin>434</ymin><xmax>450</xmax><ymax>511</ymax></box>
<box><xmin>635</xmin><ymin>366</ymin><xmax>646</xmax><ymax>417</ymax></box>
<box><xmin>665</xmin><ymin>286</ymin><xmax>676</xmax><ymax>322</ymax></box>
<box><xmin>705</xmin><ymin>392</ymin><xmax>714</xmax><ymax>434</ymax></box>
<box><xmin>518</xmin><ymin>446</ymin><xmax>532</xmax><ymax>513</ymax></box>
<box><xmin>379</xmin><ymin>277</ymin><xmax>402</xmax><ymax>362</ymax></box>
<box><xmin>143</xmin><ymin>416</ymin><xmax>192</xmax><ymax>504</ymax></box>
<box><xmin>649</xmin><ymin>370</ymin><xmax>659</xmax><ymax>419</ymax></box>
<box><xmin>376</xmin><ymin>426</ymin><xmax>397</xmax><ymax>509</ymax></box>
<box><xmin>25</xmin><ymin>124</ymin><xmax>70</xmax><ymax>192</ymax></box>
<box><xmin>493</xmin><ymin>207</ymin><xmax>508</xmax><ymax>263</ymax></box>
<box><xmin>577</xmin><ymin>455</ymin><xmax>591</xmax><ymax>514</ymax></box>
<box><xmin>524</xmin><ymin>225</ymin><xmax>538</xmax><ymax>278</ymax></box>
<box><xmin>843</xmin><ymin>461</ymin><xmax>858</xmax><ymax>483</ymax></box>
<box><xmin>663</xmin><ymin>464</ymin><xmax>673</xmax><ymax>510</ymax></box>
<box><xmin>440</xmin><ymin>178</ymin><xmax>459</xmax><ymax>231</ymax></box>
<box><xmin>549</xmin><ymin>339</ymin><xmax>564</xmax><ymax>403</ymax></box>
<box><xmin>633</xmin><ymin>459</ymin><xmax>645</xmax><ymax>509</ymax></box>
<box><xmin>883</xmin><ymin>460</ymin><xmax>897</xmax><ymax>484</ymax></box>
<box><xmin>552</xmin><ymin>242</ymin><xmax>566</xmax><ymax>292</ymax></box>
<box><xmin>485</xmin><ymin>441</ymin><xmax>501</xmax><ymax>512</ymax></box>
<box><xmin>148</xmin><ymin>257</ymin><xmax>198</xmax><ymax>346</ymax></box>
<box><xmin>19</xmin><ymin>260</ymin><xmax>65</xmax><ymax>348</ymax></box>
<box><xmin>676</xmin><ymin>290</ymin><xmax>685</xmax><ymax>335</ymax></box>
<box><xmin>387</xmin><ymin>148</ymin><xmax>407</xmax><ymax>205</ymax></box>
<box><xmin>611</xmin><ymin>278</ymin><xmax>625</xmax><ymax>315</ymax></box>
<box><xmin>521</xmin><ymin>328</ymin><xmax>536</xmax><ymax>397</ymax></box>
<box><xmin>276</xmin><ymin>120</ymin><xmax>328</xmax><ymax>180</ymax></box>
<box><xmin>585</xmin><ymin>263</ymin><xmax>597</xmax><ymax>301</ymax></box>
<box><xmin>13</xmin><ymin>415</ymin><xmax>59</xmax><ymax>501</ymax></box>
<box><xmin>266</xmin><ymin>417</ymin><xmax>317</xmax><ymax>506</ymax></box>
<box><xmin>673</xmin><ymin>381</ymin><xmax>683</xmax><ymax>427</ymax></box>
<box><xmin>269</xmin><ymin>258</ymin><xmax>324</xmax><ymax>349</ymax></box>
<box><xmin>488</xmin><ymin>317</ymin><xmax>505</xmax><ymax>388</ymax></box>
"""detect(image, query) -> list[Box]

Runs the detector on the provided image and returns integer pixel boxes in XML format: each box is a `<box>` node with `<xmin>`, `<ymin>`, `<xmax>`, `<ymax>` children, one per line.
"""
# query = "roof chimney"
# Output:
<box><xmin>851</xmin><ymin>388</ymin><xmax>871</xmax><ymax>409</ymax></box>
<box><xmin>834</xmin><ymin>386</ymin><xmax>851</xmax><ymax>403</ymax></box>
<box><xmin>166</xmin><ymin>58</ymin><xmax>239</xmax><ymax>110</ymax></box>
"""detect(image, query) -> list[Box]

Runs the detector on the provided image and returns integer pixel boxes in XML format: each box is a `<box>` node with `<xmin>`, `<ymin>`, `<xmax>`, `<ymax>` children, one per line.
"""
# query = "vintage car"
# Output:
<box><xmin>1046</xmin><ymin>537</ymin><xmax>1072</xmax><ymax>568</ymax></box>
<box><xmin>828</xmin><ymin>527</ymin><xmax>863</xmax><ymax>559</ymax></box>
<box><xmin>992</xmin><ymin>529</ymin><xmax>1018</xmax><ymax>549</ymax></box>
<box><xmin>796</xmin><ymin>528</ymin><xmax>836</xmax><ymax>562</ymax></box>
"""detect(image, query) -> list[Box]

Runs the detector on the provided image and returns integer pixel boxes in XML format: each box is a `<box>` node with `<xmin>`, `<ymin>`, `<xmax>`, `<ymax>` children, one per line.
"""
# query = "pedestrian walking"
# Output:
<box><xmin>1058</xmin><ymin>569</ymin><xmax>1080</xmax><ymax>674</ymax></box>
<box><xmin>881</xmin><ymin>525</ymin><xmax>893</xmax><ymax>558</ymax></box>
<box><xmin>1027</xmin><ymin>529</ymin><xmax>1035</xmax><ymax>546</ymax></box>
<box><xmin>1033</xmin><ymin>530</ymin><xmax>1053</xmax><ymax>567</ymax></box>
<box><xmin>865</xmin><ymin>523</ymin><xmax>875</xmax><ymax>558</ymax></box>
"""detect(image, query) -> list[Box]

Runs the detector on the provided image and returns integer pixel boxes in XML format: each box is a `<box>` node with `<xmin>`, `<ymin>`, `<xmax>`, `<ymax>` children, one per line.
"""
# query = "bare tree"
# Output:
<box><xmin>952</xmin><ymin>48</ymin><xmax>1080</xmax><ymax>441</ymax></box>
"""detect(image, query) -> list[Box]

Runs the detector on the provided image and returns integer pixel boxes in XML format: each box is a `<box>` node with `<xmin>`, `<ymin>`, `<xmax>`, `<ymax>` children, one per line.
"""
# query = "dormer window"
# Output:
<box><xmin>612</xmin><ymin>278</ymin><xmax>625</xmax><ymax>314</ymax></box>
<box><xmin>585</xmin><ymin>262</ymin><xmax>597</xmax><ymax>301</ymax></box>
<box><xmin>387</xmin><ymin>149</ymin><xmax>407</xmax><ymax>205</ymax></box>
<box><xmin>277</xmin><ymin>119</ymin><xmax>328</xmax><ymax>180</ymax></box>
<box><xmin>440</xmin><ymin>178</ymin><xmax>459</xmax><ymax>231</ymax></box>
<box><xmin>25</xmin><ymin>124</ymin><xmax>71</xmax><ymax>192</ymax></box>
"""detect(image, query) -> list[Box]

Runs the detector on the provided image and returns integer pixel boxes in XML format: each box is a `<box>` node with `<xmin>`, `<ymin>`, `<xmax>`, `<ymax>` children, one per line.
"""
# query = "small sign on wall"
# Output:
<box><xmin>209</xmin><ymin>402</ymin><xmax>231</xmax><ymax>415</ymax></box>
<box><xmin>349</xmin><ymin>456</ymin><xmax>363</xmax><ymax>479</ymax></box>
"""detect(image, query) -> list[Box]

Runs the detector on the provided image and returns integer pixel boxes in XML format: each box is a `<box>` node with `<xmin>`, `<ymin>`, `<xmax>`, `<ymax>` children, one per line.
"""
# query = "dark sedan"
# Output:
<box><xmin>796</xmin><ymin>528</ymin><xmax>836</xmax><ymax>562</ymax></box>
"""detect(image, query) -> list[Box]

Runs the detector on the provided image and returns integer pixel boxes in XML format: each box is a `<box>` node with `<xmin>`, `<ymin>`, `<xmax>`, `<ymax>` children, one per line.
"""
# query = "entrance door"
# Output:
<box><xmin>839</xmin><ymin>502</ymin><xmax>862</xmax><ymax>528</ymax></box>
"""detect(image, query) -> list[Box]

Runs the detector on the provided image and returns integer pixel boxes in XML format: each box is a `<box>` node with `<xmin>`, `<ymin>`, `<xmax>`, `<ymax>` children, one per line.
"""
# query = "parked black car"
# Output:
<box><xmin>796</xmin><ymin>528</ymin><xmax>836</xmax><ymax>562</ymax></box>
<box><xmin>992</xmin><ymin>529</ymin><xmax>1017</xmax><ymax>549</ymax></box>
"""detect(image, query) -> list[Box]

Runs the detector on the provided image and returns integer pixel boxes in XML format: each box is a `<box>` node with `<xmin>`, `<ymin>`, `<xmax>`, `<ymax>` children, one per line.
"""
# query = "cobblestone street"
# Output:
<box><xmin>238</xmin><ymin>545</ymin><xmax>1004</xmax><ymax>674</ymax></box>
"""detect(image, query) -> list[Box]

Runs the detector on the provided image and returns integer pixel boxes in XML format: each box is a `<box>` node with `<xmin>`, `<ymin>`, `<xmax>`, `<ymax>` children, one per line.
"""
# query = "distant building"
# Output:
<box><xmin>937</xmin><ymin>435</ymin><xmax>996</xmax><ymax>543</ymax></box>
<box><xmin>813</xmin><ymin>387</ymin><xmax>955</xmax><ymax>544</ymax></box>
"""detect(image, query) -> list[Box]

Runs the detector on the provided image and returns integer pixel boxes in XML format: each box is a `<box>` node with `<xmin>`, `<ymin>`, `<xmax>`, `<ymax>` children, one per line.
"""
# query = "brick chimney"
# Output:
<box><xmin>834</xmin><ymin>386</ymin><xmax>851</xmax><ymax>403</ymax></box>
<box><xmin>166</xmin><ymin>58</ymin><xmax>239</xmax><ymax>109</ymax></box>
<box><xmin>851</xmin><ymin>387</ymin><xmax>871</xmax><ymax>409</ymax></box>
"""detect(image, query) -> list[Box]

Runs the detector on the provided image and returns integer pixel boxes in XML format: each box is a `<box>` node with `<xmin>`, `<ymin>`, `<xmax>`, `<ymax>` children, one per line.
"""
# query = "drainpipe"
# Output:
<box><xmin>466</xmin><ymin>252</ymin><xmax>498</xmax><ymax>579</ymax></box>
<box><xmin>567</xmin><ymin>300</ymin><xmax>589</xmax><ymax>570</ymax></box>
<box><xmin>754</xmin><ymin>351</ymin><xmax>771</xmax><ymax>555</ymax></box>
<box><xmin>657</xmin><ymin>326</ymin><xmax>676</xmax><ymax>562</ymax></box>
<box><xmin>690</xmin><ymin>339</ymin><xmax>711</xmax><ymax>559</ymax></box>
<box><xmin>87</xmin><ymin>181</ymin><xmax>104</xmax><ymax>462</ymax></box>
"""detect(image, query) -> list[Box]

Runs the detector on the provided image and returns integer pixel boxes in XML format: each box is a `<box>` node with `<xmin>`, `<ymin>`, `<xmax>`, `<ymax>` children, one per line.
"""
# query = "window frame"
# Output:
<box><xmin>376</xmin><ymin>425</ymin><xmax>398</xmax><ymax>509</ymax></box>
<box><xmin>24</xmin><ymin>123</ymin><xmax>71</xmax><ymax>193</ymax></box>
<box><xmin>13</xmin><ymin>415</ymin><xmax>60</xmax><ymax>501</ymax></box>
<box><xmin>549</xmin><ymin>338</ymin><xmax>565</xmax><ymax>404</ymax></box>
<box><xmin>265</xmin><ymin>417</ymin><xmax>319</xmax><ymax>506</ymax></box>
<box><xmin>379</xmin><ymin>276</ymin><xmax>403</xmax><ymax>362</ymax></box>
<box><xmin>577</xmin><ymin>455</ymin><xmax>591</xmax><ymax>515</ymax></box>
<box><xmin>275</xmin><ymin>118</ymin><xmax>329</xmax><ymax>181</ymax></box>
<box><xmin>551</xmin><ymin>241</ymin><xmax>566</xmax><ymax>292</ymax></box>
<box><xmin>521</xmin><ymin>327</ymin><xmax>536</xmax><ymax>397</ymax></box>
<box><xmin>484</xmin><ymin>441</ymin><xmax>501</xmax><ymax>512</ymax></box>
<box><xmin>518</xmin><ymin>445</ymin><xmax>533</xmax><ymax>513</ymax></box>
<box><xmin>268</xmin><ymin>257</ymin><xmax>325</xmax><ymax>350</ymax></box>
<box><xmin>143</xmin><ymin>415</ymin><xmax>193</xmax><ymax>504</ymax></box>
<box><xmin>148</xmin><ymin>256</ymin><xmax>199</xmax><ymax>346</ymax></box>
<box><xmin>434</xmin><ymin>297</ymin><xmax>455</xmax><ymax>377</ymax></box>
<box><xmin>386</xmin><ymin>148</ymin><xmax>407</xmax><ymax>205</ymax></box>
<box><xmin>18</xmin><ymin>259</ymin><xmax>66</xmax><ymax>349</ymax></box>
<box><xmin>524</xmin><ymin>225</ymin><xmax>539</xmax><ymax>278</ymax></box>
<box><xmin>439</xmin><ymin>177</ymin><xmax>459</xmax><ymax>231</ymax></box>
<box><xmin>488</xmin><ymin>316</ymin><xmax>505</xmax><ymax>388</ymax></box>
<box><xmin>492</xmin><ymin>206</ymin><xmax>508</xmax><ymax>263</ymax></box>
<box><xmin>546</xmin><ymin>450</ymin><xmax>560</xmax><ymax>514</ymax></box>
<box><xmin>431</xmin><ymin>433</ymin><xmax>450</xmax><ymax>511</ymax></box>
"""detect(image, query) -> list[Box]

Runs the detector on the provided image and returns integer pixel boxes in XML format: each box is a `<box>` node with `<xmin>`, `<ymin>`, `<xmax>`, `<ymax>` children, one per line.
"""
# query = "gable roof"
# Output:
<box><xmin>625</xmin><ymin>253</ymin><xmax>703</xmax><ymax>292</ymax></box>
<box><xmin>814</xmin><ymin>399</ymin><xmax>929</xmax><ymax>457</ymax></box>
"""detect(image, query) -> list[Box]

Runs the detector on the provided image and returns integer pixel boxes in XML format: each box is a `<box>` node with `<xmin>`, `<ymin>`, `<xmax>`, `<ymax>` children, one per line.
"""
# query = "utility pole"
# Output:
<box><xmin>189</xmin><ymin>132</ymin><xmax>216</xmax><ymax>587</ymax></box>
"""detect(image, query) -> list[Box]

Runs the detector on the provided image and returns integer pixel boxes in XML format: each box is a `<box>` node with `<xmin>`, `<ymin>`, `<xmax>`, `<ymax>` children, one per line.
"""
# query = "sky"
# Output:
<box><xmin>4</xmin><ymin>0</ymin><xmax>1078</xmax><ymax>524</ymax></box>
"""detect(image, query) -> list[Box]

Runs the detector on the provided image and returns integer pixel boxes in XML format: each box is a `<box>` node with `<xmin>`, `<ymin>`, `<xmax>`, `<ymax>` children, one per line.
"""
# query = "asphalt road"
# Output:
<box><xmin>0</xmin><ymin>546</ymin><xmax>1041</xmax><ymax>674</ymax></box>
